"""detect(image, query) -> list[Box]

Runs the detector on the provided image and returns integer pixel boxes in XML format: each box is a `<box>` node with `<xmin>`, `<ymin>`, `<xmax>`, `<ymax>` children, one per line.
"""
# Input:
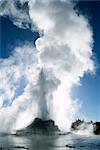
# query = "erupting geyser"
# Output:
<box><xmin>0</xmin><ymin>0</ymin><xmax>94</xmax><ymax>133</ymax></box>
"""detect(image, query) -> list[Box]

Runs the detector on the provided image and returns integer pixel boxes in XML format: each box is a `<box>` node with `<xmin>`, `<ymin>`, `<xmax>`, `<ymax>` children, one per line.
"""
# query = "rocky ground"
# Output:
<box><xmin>15</xmin><ymin>118</ymin><xmax>100</xmax><ymax>135</ymax></box>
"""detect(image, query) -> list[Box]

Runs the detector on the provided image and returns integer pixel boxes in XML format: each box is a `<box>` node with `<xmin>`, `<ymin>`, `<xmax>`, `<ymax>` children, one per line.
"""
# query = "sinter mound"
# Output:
<box><xmin>16</xmin><ymin>118</ymin><xmax>60</xmax><ymax>135</ymax></box>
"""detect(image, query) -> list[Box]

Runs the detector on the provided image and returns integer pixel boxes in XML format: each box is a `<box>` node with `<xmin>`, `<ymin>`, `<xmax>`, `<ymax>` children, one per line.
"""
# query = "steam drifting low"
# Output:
<box><xmin>0</xmin><ymin>0</ymin><xmax>94</xmax><ymax>133</ymax></box>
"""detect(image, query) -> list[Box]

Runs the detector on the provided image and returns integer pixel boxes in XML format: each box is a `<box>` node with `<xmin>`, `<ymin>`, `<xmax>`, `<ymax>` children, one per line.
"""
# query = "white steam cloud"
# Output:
<box><xmin>0</xmin><ymin>0</ymin><xmax>31</xmax><ymax>29</ymax></box>
<box><xmin>0</xmin><ymin>0</ymin><xmax>94</xmax><ymax>132</ymax></box>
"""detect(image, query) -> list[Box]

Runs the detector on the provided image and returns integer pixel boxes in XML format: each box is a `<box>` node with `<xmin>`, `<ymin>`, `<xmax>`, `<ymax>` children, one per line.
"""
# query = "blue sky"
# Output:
<box><xmin>0</xmin><ymin>17</ymin><xmax>39</xmax><ymax>58</ymax></box>
<box><xmin>0</xmin><ymin>0</ymin><xmax>100</xmax><ymax>121</ymax></box>
<box><xmin>72</xmin><ymin>1</ymin><xmax>100</xmax><ymax>121</ymax></box>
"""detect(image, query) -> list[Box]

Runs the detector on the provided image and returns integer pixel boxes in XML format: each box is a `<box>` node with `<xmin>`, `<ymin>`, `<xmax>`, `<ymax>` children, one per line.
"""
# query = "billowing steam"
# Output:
<box><xmin>73</xmin><ymin>122</ymin><xmax>94</xmax><ymax>136</ymax></box>
<box><xmin>0</xmin><ymin>0</ymin><xmax>94</xmax><ymax>133</ymax></box>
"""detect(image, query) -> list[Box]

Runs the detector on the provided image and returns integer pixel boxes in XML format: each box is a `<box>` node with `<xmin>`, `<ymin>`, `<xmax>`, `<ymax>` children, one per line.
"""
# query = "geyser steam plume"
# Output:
<box><xmin>0</xmin><ymin>0</ymin><xmax>94</xmax><ymax>132</ymax></box>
